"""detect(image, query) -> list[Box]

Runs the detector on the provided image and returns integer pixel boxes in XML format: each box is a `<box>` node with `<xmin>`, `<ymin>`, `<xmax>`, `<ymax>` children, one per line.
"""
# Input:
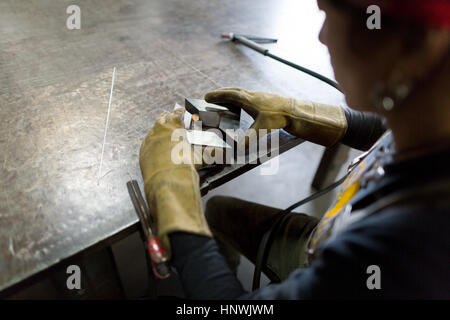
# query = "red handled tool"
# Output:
<box><xmin>127</xmin><ymin>180</ymin><xmax>171</xmax><ymax>279</ymax></box>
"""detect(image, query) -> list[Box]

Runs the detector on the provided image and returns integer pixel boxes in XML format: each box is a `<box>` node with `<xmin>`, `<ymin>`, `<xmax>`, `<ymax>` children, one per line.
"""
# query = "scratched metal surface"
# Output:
<box><xmin>0</xmin><ymin>0</ymin><xmax>344</xmax><ymax>291</ymax></box>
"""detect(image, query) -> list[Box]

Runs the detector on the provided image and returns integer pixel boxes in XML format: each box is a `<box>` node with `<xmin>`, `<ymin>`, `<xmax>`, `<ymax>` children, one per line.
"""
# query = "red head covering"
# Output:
<box><xmin>342</xmin><ymin>0</ymin><xmax>450</xmax><ymax>29</ymax></box>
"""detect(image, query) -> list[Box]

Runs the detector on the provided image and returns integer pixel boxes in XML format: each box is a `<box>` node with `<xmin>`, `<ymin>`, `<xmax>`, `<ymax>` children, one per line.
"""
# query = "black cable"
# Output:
<box><xmin>266</xmin><ymin>52</ymin><xmax>342</xmax><ymax>93</ymax></box>
<box><xmin>231</xmin><ymin>35</ymin><xmax>343</xmax><ymax>93</ymax></box>
<box><xmin>252</xmin><ymin>172</ymin><xmax>350</xmax><ymax>290</ymax></box>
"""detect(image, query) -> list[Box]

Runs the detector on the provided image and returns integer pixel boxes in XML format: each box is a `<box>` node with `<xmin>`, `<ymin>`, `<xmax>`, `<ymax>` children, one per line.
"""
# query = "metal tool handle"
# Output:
<box><xmin>240</xmin><ymin>34</ymin><xmax>278</xmax><ymax>43</ymax></box>
<box><xmin>234</xmin><ymin>35</ymin><xmax>269</xmax><ymax>55</ymax></box>
<box><xmin>221</xmin><ymin>32</ymin><xmax>277</xmax><ymax>43</ymax></box>
<box><xmin>127</xmin><ymin>180</ymin><xmax>171</xmax><ymax>279</ymax></box>
<box><xmin>147</xmin><ymin>236</ymin><xmax>171</xmax><ymax>279</ymax></box>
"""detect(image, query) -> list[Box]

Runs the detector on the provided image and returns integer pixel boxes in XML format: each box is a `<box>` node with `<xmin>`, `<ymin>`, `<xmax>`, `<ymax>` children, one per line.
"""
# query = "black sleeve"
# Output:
<box><xmin>341</xmin><ymin>108</ymin><xmax>386</xmax><ymax>151</ymax></box>
<box><xmin>170</xmin><ymin>232</ymin><xmax>246</xmax><ymax>299</ymax></box>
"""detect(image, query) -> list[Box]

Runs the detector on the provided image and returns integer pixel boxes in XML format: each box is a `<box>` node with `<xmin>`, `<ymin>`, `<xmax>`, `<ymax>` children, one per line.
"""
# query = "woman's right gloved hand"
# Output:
<box><xmin>205</xmin><ymin>87</ymin><xmax>348</xmax><ymax>147</ymax></box>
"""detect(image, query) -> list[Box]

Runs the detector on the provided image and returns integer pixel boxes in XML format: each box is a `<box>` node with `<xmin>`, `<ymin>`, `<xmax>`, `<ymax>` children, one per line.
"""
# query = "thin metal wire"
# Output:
<box><xmin>98</xmin><ymin>67</ymin><xmax>116</xmax><ymax>180</ymax></box>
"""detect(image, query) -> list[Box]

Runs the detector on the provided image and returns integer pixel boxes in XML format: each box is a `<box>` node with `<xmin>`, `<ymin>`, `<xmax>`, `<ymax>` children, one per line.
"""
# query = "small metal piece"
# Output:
<box><xmin>186</xmin><ymin>130</ymin><xmax>232</xmax><ymax>148</ymax></box>
<box><xmin>185</xmin><ymin>98</ymin><xmax>229</xmax><ymax>113</ymax></box>
<box><xmin>347</xmin><ymin>149</ymin><xmax>371</xmax><ymax>172</ymax></box>
<box><xmin>219</xmin><ymin>116</ymin><xmax>241</xmax><ymax>143</ymax></box>
<box><xmin>185</xmin><ymin>98</ymin><xmax>229</xmax><ymax>127</ymax></box>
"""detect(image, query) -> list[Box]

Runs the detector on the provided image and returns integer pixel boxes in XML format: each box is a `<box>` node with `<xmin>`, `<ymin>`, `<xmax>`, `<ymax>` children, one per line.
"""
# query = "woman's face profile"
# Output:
<box><xmin>317</xmin><ymin>0</ymin><xmax>403</xmax><ymax>113</ymax></box>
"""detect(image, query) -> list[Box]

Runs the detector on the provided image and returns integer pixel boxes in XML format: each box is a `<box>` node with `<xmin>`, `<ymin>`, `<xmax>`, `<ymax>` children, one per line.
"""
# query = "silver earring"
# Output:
<box><xmin>372</xmin><ymin>83</ymin><xmax>411</xmax><ymax>111</ymax></box>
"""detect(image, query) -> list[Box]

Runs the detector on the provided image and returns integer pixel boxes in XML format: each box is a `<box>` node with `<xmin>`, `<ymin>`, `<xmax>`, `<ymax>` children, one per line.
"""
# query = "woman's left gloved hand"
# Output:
<box><xmin>139</xmin><ymin>108</ymin><xmax>212</xmax><ymax>258</ymax></box>
<box><xmin>205</xmin><ymin>87</ymin><xmax>347</xmax><ymax>147</ymax></box>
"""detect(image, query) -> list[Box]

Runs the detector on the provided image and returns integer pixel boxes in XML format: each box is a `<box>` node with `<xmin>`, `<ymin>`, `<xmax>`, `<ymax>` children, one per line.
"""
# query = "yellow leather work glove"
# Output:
<box><xmin>205</xmin><ymin>87</ymin><xmax>348</xmax><ymax>147</ymax></box>
<box><xmin>139</xmin><ymin>108</ymin><xmax>212</xmax><ymax>258</ymax></box>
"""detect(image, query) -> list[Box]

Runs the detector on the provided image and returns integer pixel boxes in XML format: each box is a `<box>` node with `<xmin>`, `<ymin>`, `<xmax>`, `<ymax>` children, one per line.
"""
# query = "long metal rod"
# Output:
<box><xmin>98</xmin><ymin>67</ymin><xmax>116</xmax><ymax>180</ymax></box>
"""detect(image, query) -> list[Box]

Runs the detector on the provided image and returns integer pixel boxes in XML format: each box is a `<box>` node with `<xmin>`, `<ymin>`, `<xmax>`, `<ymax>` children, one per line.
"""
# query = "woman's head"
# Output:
<box><xmin>317</xmin><ymin>0</ymin><xmax>450</xmax><ymax>115</ymax></box>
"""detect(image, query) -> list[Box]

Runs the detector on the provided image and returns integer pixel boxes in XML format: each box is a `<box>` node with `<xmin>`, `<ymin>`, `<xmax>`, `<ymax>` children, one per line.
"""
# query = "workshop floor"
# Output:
<box><xmin>111</xmin><ymin>142</ymin><xmax>360</xmax><ymax>298</ymax></box>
